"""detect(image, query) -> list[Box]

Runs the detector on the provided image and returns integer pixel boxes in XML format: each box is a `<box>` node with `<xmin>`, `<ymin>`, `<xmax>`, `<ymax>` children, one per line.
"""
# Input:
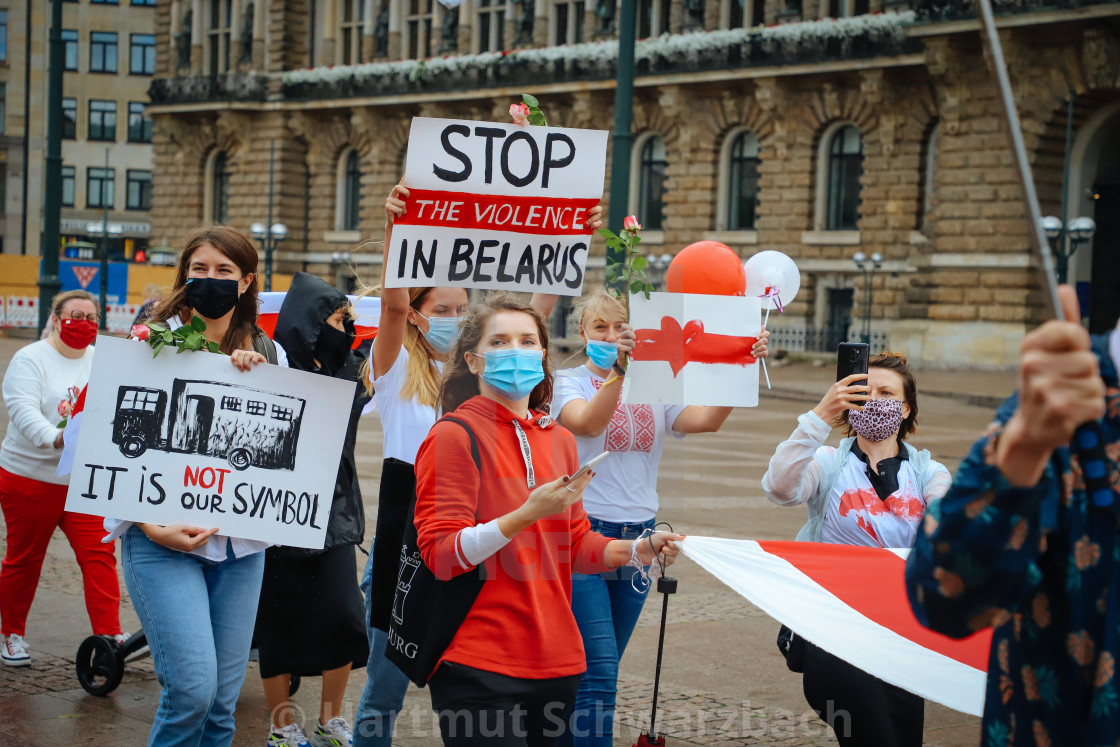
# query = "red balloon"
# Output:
<box><xmin>664</xmin><ymin>241</ymin><xmax>747</xmax><ymax>296</ymax></box>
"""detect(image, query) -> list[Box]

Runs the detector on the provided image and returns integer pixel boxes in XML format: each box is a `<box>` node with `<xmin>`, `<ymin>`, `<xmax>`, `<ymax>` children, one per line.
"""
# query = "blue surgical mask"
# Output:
<box><xmin>475</xmin><ymin>349</ymin><xmax>545</xmax><ymax>401</ymax></box>
<box><xmin>417</xmin><ymin>313</ymin><xmax>461</xmax><ymax>354</ymax></box>
<box><xmin>585</xmin><ymin>339</ymin><xmax>618</xmax><ymax>370</ymax></box>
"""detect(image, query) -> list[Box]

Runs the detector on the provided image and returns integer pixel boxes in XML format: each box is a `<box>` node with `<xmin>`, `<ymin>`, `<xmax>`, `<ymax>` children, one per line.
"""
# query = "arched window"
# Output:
<box><xmin>338</xmin><ymin>149</ymin><xmax>362</xmax><ymax>231</ymax></box>
<box><xmin>207</xmin><ymin>150</ymin><xmax>231</xmax><ymax>224</ymax></box>
<box><xmin>635</xmin><ymin>135</ymin><xmax>667</xmax><ymax>231</ymax></box>
<box><xmin>823</xmin><ymin>124</ymin><xmax>862</xmax><ymax>231</ymax></box>
<box><xmin>726</xmin><ymin>130</ymin><xmax>760</xmax><ymax>231</ymax></box>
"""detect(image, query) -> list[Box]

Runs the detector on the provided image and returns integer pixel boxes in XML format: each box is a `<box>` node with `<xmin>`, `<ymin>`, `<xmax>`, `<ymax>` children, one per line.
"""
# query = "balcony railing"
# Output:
<box><xmin>911</xmin><ymin>0</ymin><xmax>1116</xmax><ymax>22</ymax></box>
<box><xmin>148</xmin><ymin>74</ymin><xmax>269</xmax><ymax>105</ymax></box>
<box><xmin>281</xmin><ymin>13</ymin><xmax>919</xmax><ymax>100</ymax></box>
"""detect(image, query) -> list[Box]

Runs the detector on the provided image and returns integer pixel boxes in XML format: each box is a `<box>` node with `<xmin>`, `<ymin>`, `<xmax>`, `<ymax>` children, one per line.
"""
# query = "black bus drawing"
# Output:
<box><xmin>112</xmin><ymin>379</ymin><xmax>307</xmax><ymax>471</ymax></box>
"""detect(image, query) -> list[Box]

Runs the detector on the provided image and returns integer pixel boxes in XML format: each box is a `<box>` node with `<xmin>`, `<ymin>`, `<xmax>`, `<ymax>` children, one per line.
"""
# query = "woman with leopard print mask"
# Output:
<box><xmin>762</xmin><ymin>351</ymin><xmax>952</xmax><ymax>747</ymax></box>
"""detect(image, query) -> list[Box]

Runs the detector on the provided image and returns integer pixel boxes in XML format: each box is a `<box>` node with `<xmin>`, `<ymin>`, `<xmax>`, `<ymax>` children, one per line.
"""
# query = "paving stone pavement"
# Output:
<box><xmin>0</xmin><ymin>337</ymin><xmax>1004</xmax><ymax>745</ymax></box>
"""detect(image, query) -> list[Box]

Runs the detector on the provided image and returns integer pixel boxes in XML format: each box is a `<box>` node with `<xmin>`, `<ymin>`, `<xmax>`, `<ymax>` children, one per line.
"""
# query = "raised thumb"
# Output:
<box><xmin>1058</xmin><ymin>284</ymin><xmax>1082</xmax><ymax>324</ymax></box>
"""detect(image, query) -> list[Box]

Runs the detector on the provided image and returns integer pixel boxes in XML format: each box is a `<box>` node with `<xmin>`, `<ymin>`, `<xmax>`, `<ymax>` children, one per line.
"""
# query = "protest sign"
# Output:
<box><xmin>64</xmin><ymin>337</ymin><xmax>355</xmax><ymax>548</ymax></box>
<box><xmin>385</xmin><ymin>117</ymin><xmax>608</xmax><ymax>296</ymax></box>
<box><xmin>622</xmin><ymin>292</ymin><xmax>761</xmax><ymax>407</ymax></box>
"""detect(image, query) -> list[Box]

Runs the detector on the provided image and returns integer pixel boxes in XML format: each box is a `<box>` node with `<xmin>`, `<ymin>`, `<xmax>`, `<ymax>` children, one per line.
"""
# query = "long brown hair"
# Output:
<box><xmin>149</xmin><ymin>224</ymin><xmax>260</xmax><ymax>354</ymax></box>
<box><xmin>834</xmin><ymin>351</ymin><xmax>919</xmax><ymax>442</ymax></box>
<box><xmin>439</xmin><ymin>292</ymin><xmax>554</xmax><ymax>414</ymax></box>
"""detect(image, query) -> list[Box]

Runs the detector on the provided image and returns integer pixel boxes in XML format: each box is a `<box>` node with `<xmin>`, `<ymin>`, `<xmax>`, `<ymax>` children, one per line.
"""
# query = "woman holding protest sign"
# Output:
<box><xmin>255</xmin><ymin>272</ymin><xmax>370</xmax><ymax>747</ymax></box>
<box><xmin>551</xmin><ymin>290</ymin><xmax>768</xmax><ymax>746</ymax></box>
<box><xmin>761</xmin><ymin>352</ymin><xmax>950</xmax><ymax>746</ymax></box>
<box><xmin>353</xmin><ymin>182</ymin><xmax>602</xmax><ymax>747</ymax></box>
<box><xmin>413</xmin><ymin>291</ymin><xmax>682</xmax><ymax>745</ymax></box>
<box><xmin>105</xmin><ymin>224</ymin><xmax>286</xmax><ymax>747</ymax></box>
<box><xmin>0</xmin><ymin>290</ymin><xmax>123</xmax><ymax>667</ymax></box>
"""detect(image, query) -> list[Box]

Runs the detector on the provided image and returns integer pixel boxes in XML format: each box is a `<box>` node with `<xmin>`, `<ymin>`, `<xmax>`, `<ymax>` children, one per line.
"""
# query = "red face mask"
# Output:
<box><xmin>58</xmin><ymin>318</ymin><xmax>98</xmax><ymax>350</ymax></box>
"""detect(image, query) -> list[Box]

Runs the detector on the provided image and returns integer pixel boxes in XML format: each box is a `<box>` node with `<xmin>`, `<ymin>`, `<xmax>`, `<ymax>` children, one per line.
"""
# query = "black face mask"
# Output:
<box><xmin>315</xmin><ymin>323</ymin><xmax>354</xmax><ymax>376</ymax></box>
<box><xmin>186</xmin><ymin>278</ymin><xmax>241</xmax><ymax>320</ymax></box>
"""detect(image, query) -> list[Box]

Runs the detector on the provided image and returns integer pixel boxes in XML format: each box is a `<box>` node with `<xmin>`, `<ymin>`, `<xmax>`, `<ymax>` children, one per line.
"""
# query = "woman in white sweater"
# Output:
<box><xmin>761</xmin><ymin>352</ymin><xmax>951</xmax><ymax>747</ymax></box>
<box><xmin>0</xmin><ymin>290</ymin><xmax>121</xmax><ymax>667</ymax></box>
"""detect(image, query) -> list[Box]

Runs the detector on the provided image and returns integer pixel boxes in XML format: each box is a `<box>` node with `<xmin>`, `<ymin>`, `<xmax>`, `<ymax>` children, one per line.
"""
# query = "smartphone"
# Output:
<box><xmin>572</xmin><ymin>451</ymin><xmax>609</xmax><ymax>480</ymax></box>
<box><xmin>836</xmin><ymin>342</ymin><xmax>870</xmax><ymax>405</ymax></box>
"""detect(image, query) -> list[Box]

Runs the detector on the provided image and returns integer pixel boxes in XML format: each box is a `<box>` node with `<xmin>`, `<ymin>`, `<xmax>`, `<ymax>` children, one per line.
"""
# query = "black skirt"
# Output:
<box><xmin>255</xmin><ymin>543</ymin><xmax>370</xmax><ymax>679</ymax></box>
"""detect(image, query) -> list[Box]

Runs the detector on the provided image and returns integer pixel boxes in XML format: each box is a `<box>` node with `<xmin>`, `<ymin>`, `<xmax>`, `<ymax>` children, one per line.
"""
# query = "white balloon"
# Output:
<box><xmin>743</xmin><ymin>251</ymin><xmax>801</xmax><ymax>309</ymax></box>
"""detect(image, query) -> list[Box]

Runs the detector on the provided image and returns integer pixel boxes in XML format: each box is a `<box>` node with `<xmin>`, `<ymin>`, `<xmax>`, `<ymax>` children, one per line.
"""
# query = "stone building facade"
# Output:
<box><xmin>145</xmin><ymin>0</ymin><xmax>1120</xmax><ymax>367</ymax></box>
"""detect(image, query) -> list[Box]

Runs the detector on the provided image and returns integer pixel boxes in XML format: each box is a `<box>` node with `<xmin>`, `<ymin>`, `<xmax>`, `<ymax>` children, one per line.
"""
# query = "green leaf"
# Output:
<box><xmin>629</xmin><ymin>280</ymin><xmax>645</xmax><ymax>293</ymax></box>
<box><xmin>605</xmin><ymin>238</ymin><xmax>623</xmax><ymax>250</ymax></box>
<box><xmin>207</xmin><ymin>342</ymin><xmax>222</xmax><ymax>354</ymax></box>
<box><xmin>529</xmin><ymin>111</ymin><xmax>548</xmax><ymax>127</ymax></box>
<box><xmin>151</xmin><ymin>339</ymin><xmax>165</xmax><ymax>357</ymax></box>
<box><xmin>631</xmin><ymin>256</ymin><xmax>647</xmax><ymax>272</ymax></box>
<box><xmin>631</xmin><ymin>235</ymin><xmax>642</xmax><ymax>248</ymax></box>
<box><xmin>147</xmin><ymin>322</ymin><xmax>169</xmax><ymax>332</ymax></box>
<box><xmin>521</xmin><ymin>93</ymin><xmax>539</xmax><ymax>108</ymax></box>
<box><xmin>191</xmin><ymin>315</ymin><xmax>207</xmax><ymax>332</ymax></box>
<box><xmin>598</xmin><ymin>227</ymin><xmax>617</xmax><ymax>240</ymax></box>
<box><xmin>161</xmin><ymin>331</ymin><xmax>174</xmax><ymax>344</ymax></box>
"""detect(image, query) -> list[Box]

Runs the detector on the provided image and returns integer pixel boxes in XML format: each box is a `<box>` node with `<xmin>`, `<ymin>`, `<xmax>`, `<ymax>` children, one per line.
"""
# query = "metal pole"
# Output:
<box><xmin>99</xmin><ymin>147</ymin><xmax>110</xmax><ymax>330</ymax></box>
<box><xmin>607</xmin><ymin>0</ymin><xmax>637</xmax><ymax>271</ymax></box>
<box><xmin>20</xmin><ymin>0</ymin><xmax>32</xmax><ymax>256</ymax></box>
<box><xmin>38</xmin><ymin>0</ymin><xmax>64</xmax><ymax>333</ymax></box>
<box><xmin>975</xmin><ymin>0</ymin><xmax>1062</xmax><ymax>319</ymax></box>
<box><xmin>265</xmin><ymin>139</ymin><xmax>275</xmax><ymax>291</ymax></box>
<box><xmin>1055</xmin><ymin>89</ymin><xmax>1074</xmax><ymax>285</ymax></box>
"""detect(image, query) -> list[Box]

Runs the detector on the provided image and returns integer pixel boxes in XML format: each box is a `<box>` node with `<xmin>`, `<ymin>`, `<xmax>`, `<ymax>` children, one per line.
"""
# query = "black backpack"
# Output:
<box><xmin>383</xmin><ymin>416</ymin><xmax>487</xmax><ymax>687</ymax></box>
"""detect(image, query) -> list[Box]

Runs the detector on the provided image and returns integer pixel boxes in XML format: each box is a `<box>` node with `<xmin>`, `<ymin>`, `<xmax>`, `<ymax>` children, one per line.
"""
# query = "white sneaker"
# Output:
<box><xmin>1</xmin><ymin>634</ymin><xmax>30</xmax><ymax>667</ymax></box>
<box><xmin>267</xmin><ymin>723</ymin><xmax>311</xmax><ymax>747</ymax></box>
<box><xmin>311</xmin><ymin>717</ymin><xmax>353</xmax><ymax>747</ymax></box>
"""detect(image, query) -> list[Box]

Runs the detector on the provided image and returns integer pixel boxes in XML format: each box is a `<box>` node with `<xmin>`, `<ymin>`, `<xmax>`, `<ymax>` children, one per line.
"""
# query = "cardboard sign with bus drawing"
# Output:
<box><xmin>65</xmin><ymin>337</ymin><xmax>355</xmax><ymax>549</ymax></box>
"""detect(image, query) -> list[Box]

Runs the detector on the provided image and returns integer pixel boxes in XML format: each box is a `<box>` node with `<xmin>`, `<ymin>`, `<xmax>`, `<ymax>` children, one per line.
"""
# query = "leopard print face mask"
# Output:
<box><xmin>848</xmin><ymin>398</ymin><xmax>904</xmax><ymax>442</ymax></box>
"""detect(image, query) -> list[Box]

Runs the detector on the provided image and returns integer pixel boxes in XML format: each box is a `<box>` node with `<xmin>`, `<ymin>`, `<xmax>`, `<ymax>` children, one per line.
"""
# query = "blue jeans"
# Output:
<box><xmin>353</xmin><ymin>546</ymin><xmax>411</xmax><ymax>747</ymax></box>
<box><xmin>557</xmin><ymin>517</ymin><xmax>656</xmax><ymax>747</ymax></box>
<box><xmin>122</xmin><ymin>526</ymin><xmax>265</xmax><ymax>747</ymax></box>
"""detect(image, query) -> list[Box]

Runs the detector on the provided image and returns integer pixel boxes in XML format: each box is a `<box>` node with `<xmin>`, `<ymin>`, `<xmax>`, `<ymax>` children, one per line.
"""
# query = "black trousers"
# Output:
<box><xmin>429</xmin><ymin>661</ymin><xmax>582</xmax><ymax>746</ymax></box>
<box><xmin>802</xmin><ymin>642</ymin><xmax>924</xmax><ymax>747</ymax></box>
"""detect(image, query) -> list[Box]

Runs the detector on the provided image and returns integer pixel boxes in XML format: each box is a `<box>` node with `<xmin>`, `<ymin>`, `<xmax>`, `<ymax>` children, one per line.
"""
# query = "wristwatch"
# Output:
<box><xmin>611</xmin><ymin>361</ymin><xmax>627</xmax><ymax>378</ymax></box>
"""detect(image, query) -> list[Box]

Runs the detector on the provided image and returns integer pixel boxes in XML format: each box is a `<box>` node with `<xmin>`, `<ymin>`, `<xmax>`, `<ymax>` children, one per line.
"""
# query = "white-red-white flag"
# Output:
<box><xmin>680</xmin><ymin>536</ymin><xmax>992</xmax><ymax>716</ymax></box>
<box><xmin>257</xmin><ymin>292</ymin><xmax>381</xmax><ymax>347</ymax></box>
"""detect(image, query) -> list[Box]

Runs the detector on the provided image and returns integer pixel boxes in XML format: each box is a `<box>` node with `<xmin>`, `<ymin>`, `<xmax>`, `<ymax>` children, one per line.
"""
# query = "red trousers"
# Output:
<box><xmin>0</xmin><ymin>467</ymin><xmax>120</xmax><ymax>637</ymax></box>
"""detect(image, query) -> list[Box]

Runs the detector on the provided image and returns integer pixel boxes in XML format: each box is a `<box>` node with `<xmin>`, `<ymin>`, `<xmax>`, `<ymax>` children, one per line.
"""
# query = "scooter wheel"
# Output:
<box><xmin>76</xmin><ymin>635</ymin><xmax>125</xmax><ymax>697</ymax></box>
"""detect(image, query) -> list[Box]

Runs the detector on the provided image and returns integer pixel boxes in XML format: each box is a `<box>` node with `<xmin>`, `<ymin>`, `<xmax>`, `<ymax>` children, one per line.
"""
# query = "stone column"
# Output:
<box><xmin>458</xmin><ymin>0</ymin><xmax>474</xmax><ymax>53</ymax></box>
<box><xmin>191</xmin><ymin>0</ymin><xmax>203</xmax><ymax>74</ymax></box>
<box><xmin>533</xmin><ymin>0</ymin><xmax>548</xmax><ymax>46</ymax></box>
<box><xmin>253</xmin><ymin>0</ymin><xmax>266</xmax><ymax>69</ymax></box>
<box><xmin>323</xmin><ymin>0</ymin><xmax>338</xmax><ymax>66</ymax></box>
<box><xmin>389</xmin><ymin>0</ymin><xmax>403</xmax><ymax>60</ymax></box>
<box><xmin>230</xmin><ymin>0</ymin><xmax>243</xmax><ymax>70</ymax></box>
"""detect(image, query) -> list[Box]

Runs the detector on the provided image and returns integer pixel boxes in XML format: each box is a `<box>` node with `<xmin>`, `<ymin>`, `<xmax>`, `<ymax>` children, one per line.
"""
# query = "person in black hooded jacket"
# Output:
<box><xmin>255</xmin><ymin>271</ymin><xmax>371</xmax><ymax>747</ymax></box>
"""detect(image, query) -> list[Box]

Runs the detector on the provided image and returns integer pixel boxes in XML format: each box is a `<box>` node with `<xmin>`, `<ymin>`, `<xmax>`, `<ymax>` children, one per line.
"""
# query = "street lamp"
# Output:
<box><xmin>331</xmin><ymin>251</ymin><xmax>352</xmax><ymax>292</ymax></box>
<box><xmin>250</xmin><ymin>222</ymin><xmax>288</xmax><ymax>291</ymax></box>
<box><xmin>852</xmin><ymin>251</ymin><xmax>882</xmax><ymax>345</ymax></box>
<box><xmin>645</xmin><ymin>252</ymin><xmax>674</xmax><ymax>290</ymax></box>
<box><xmin>1040</xmin><ymin>215</ymin><xmax>1096</xmax><ymax>284</ymax></box>
<box><xmin>93</xmin><ymin>220</ymin><xmax>122</xmax><ymax>331</ymax></box>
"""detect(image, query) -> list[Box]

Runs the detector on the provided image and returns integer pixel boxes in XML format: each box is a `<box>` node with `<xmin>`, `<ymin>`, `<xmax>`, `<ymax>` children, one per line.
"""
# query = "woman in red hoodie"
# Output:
<box><xmin>413</xmin><ymin>292</ymin><xmax>681</xmax><ymax>746</ymax></box>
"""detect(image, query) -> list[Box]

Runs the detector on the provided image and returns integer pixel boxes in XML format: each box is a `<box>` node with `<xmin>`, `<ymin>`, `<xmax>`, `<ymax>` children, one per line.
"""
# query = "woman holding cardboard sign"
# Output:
<box><xmin>413</xmin><ymin>292</ymin><xmax>681</xmax><ymax>745</ymax></box>
<box><xmin>353</xmin><ymin>181</ymin><xmax>602</xmax><ymax>746</ymax></box>
<box><xmin>550</xmin><ymin>290</ymin><xmax>768</xmax><ymax>746</ymax></box>
<box><xmin>0</xmin><ymin>290</ymin><xmax>123</xmax><ymax>668</ymax></box>
<box><xmin>104</xmin><ymin>224</ymin><xmax>286</xmax><ymax>747</ymax></box>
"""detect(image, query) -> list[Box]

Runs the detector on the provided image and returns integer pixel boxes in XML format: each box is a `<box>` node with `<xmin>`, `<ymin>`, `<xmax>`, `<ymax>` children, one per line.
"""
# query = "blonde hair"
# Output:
<box><xmin>576</xmin><ymin>290</ymin><xmax>627</xmax><ymax>330</ymax></box>
<box><xmin>51</xmin><ymin>290</ymin><xmax>99</xmax><ymax>318</ymax></box>
<box><xmin>358</xmin><ymin>285</ymin><xmax>441</xmax><ymax>408</ymax></box>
